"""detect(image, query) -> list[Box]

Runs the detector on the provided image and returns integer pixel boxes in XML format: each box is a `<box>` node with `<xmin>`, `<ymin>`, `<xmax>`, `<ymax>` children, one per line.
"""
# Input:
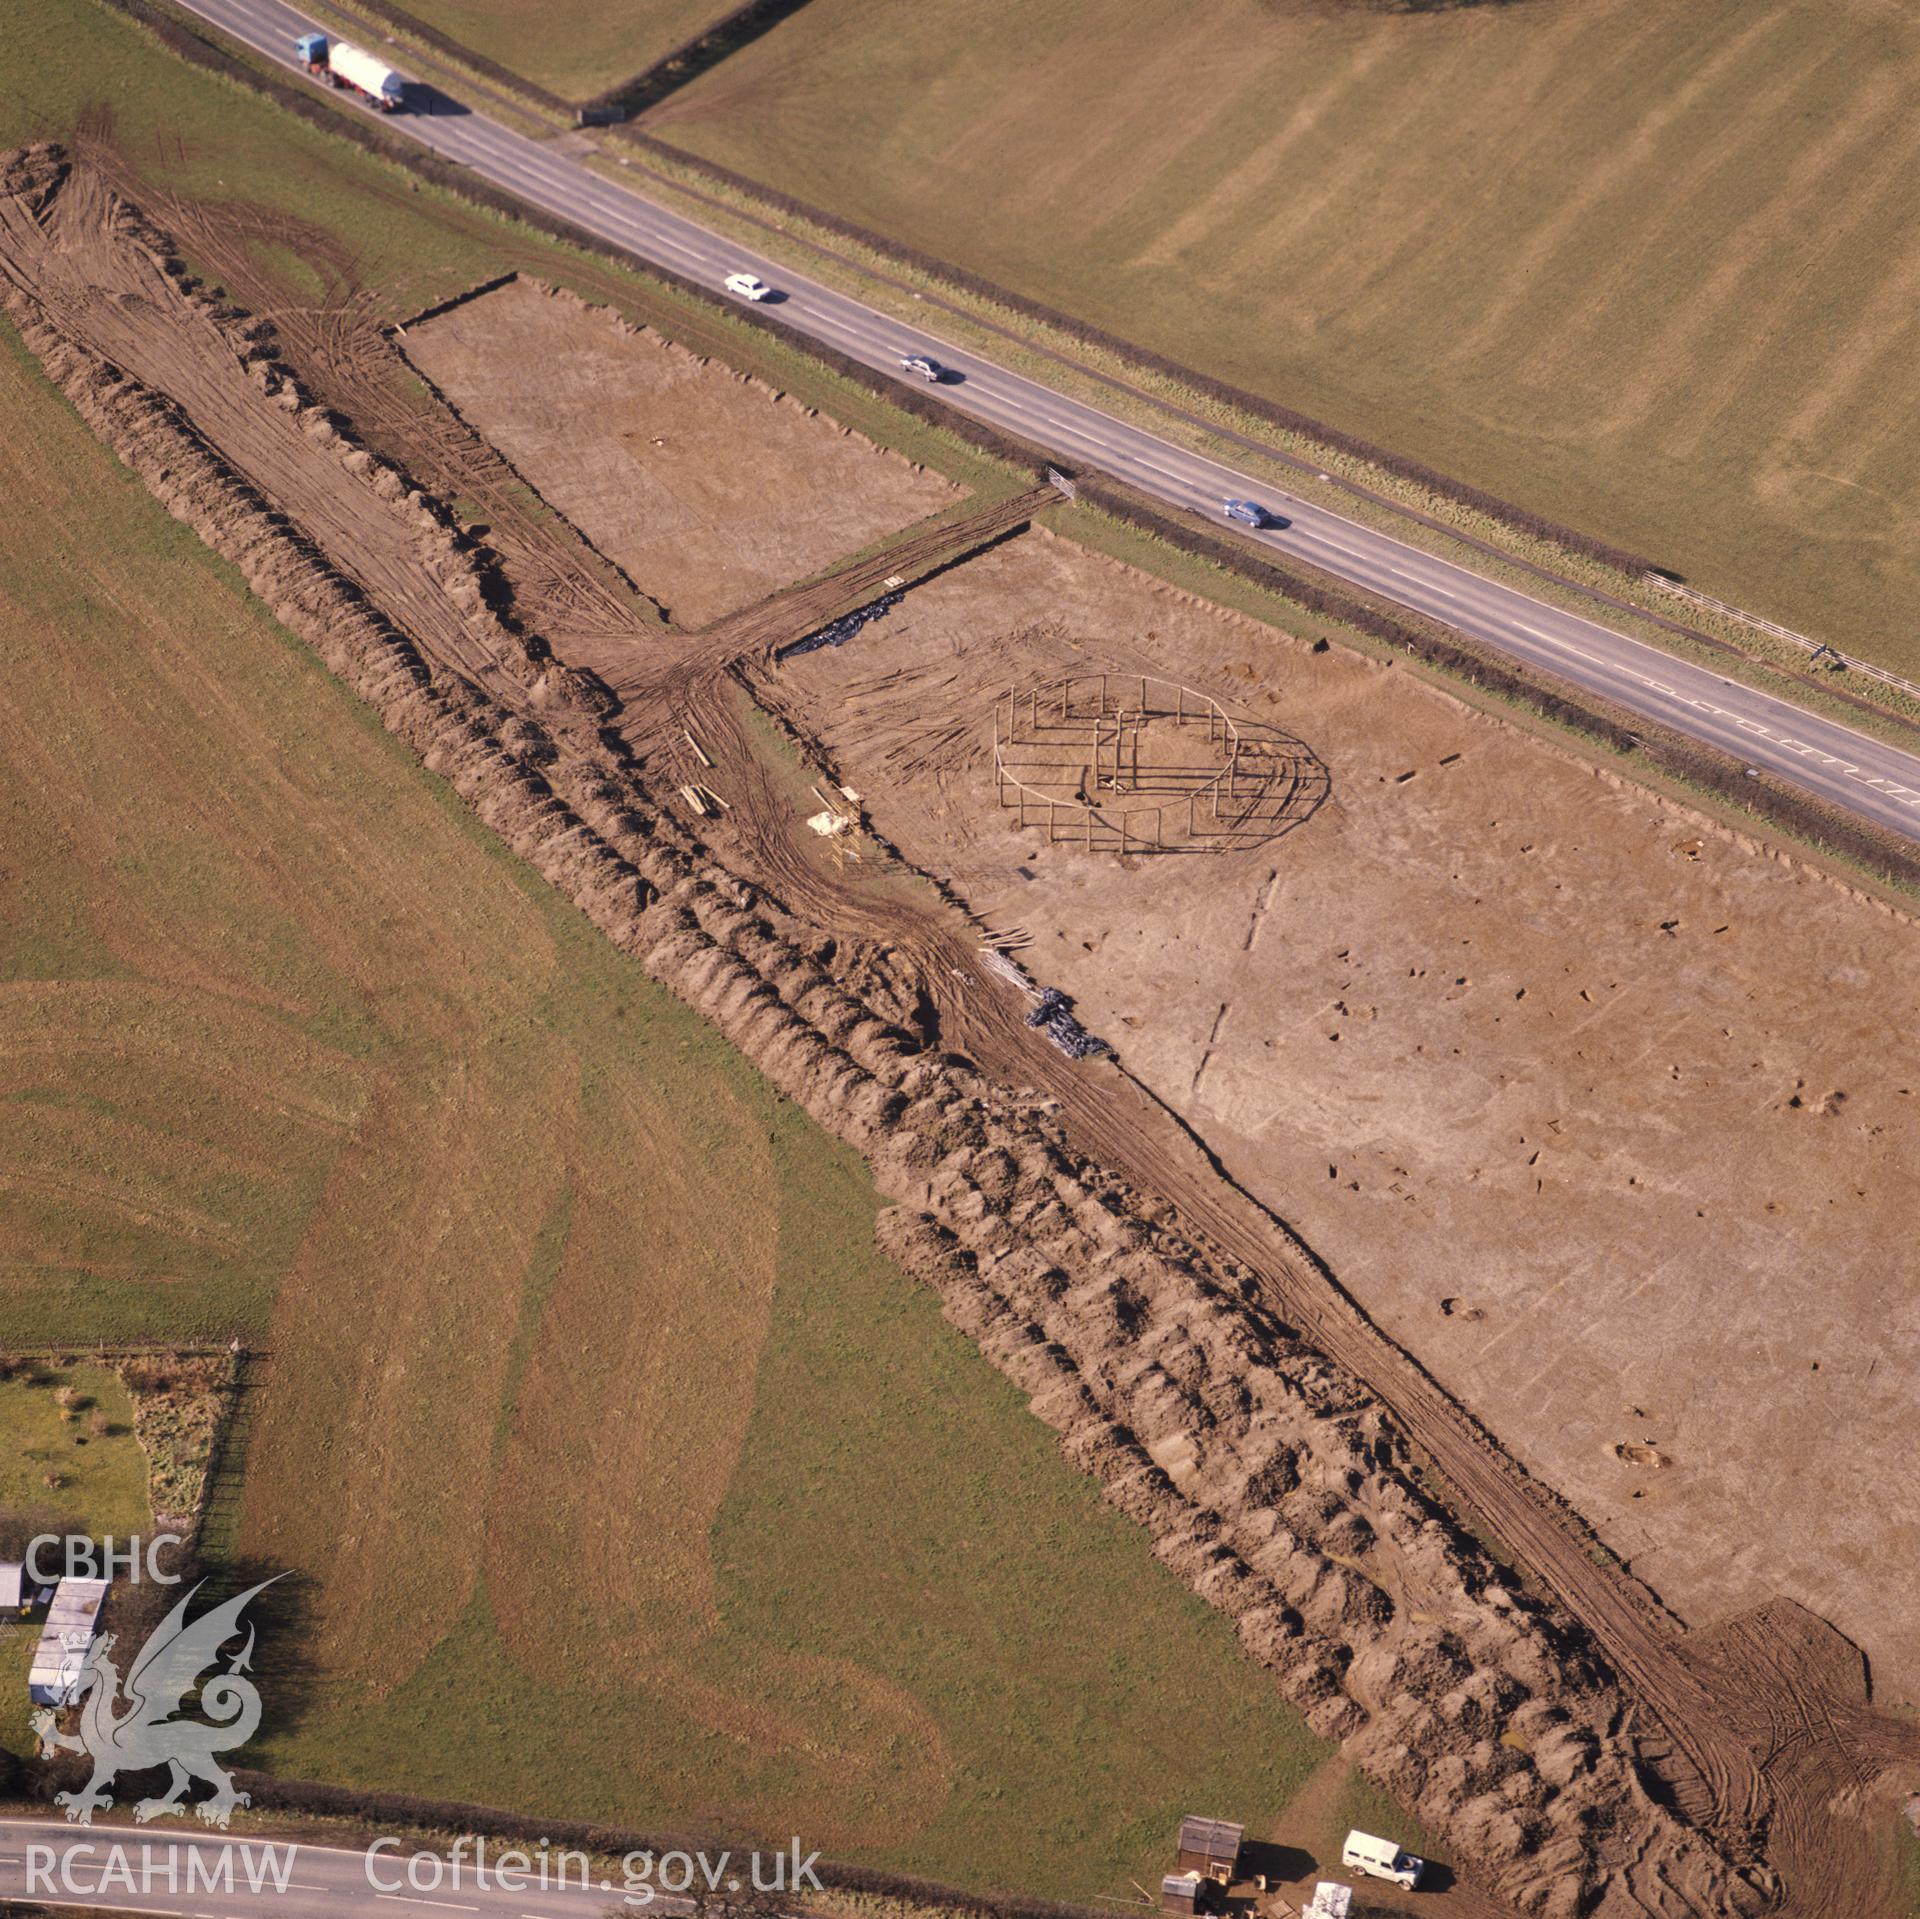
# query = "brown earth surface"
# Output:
<box><xmin>9</xmin><ymin>145</ymin><xmax>1918</xmax><ymax>1918</ymax></box>
<box><xmin>770</xmin><ymin>530</ymin><xmax>1920</xmax><ymax>1712</ymax></box>
<box><xmin>399</xmin><ymin>275</ymin><xmax>961</xmax><ymax>627</ymax></box>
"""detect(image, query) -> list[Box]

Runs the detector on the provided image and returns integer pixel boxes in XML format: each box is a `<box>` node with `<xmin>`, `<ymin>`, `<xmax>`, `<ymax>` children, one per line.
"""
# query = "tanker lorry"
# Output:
<box><xmin>295</xmin><ymin>33</ymin><xmax>406</xmax><ymax>111</ymax></box>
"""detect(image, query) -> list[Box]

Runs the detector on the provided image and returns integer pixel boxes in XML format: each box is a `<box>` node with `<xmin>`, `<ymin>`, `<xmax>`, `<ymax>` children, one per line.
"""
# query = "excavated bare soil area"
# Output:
<box><xmin>10</xmin><ymin>147</ymin><xmax>1917</xmax><ymax>1919</ymax></box>
<box><xmin>776</xmin><ymin>529</ymin><xmax>1920</xmax><ymax>1708</ymax></box>
<box><xmin>399</xmin><ymin>275</ymin><xmax>961</xmax><ymax>627</ymax></box>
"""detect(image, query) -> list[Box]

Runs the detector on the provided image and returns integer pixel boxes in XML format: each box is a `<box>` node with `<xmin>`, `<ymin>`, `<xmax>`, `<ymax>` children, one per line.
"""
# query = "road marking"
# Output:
<box><xmin>145</xmin><ymin>0</ymin><xmax>1920</xmax><ymax>841</ymax></box>
<box><xmin>376</xmin><ymin>1897</ymin><xmax>481</xmax><ymax>1913</ymax></box>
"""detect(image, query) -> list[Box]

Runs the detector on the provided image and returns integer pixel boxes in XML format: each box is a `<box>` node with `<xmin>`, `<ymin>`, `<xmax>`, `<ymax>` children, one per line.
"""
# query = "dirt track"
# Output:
<box><xmin>768</xmin><ymin>532</ymin><xmax>1920</xmax><ymax>1703</ymax></box>
<box><xmin>5</xmin><ymin>147</ymin><xmax>1914</xmax><ymax>1919</ymax></box>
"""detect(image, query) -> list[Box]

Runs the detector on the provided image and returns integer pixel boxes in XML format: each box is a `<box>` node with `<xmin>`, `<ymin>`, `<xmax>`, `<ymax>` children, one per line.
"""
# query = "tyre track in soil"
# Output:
<box><xmin>0</xmin><ymin>165</ymin><xmax>512</xmax><ymax>697</ymax></box>
<box><xmin>623</xmin><ymin>519</ymin><xmax>1920</xmax><ymax>1919</ymax></box>
<box><xmin>7</xmin><ymin>146</ymin><xmax>1913</xmax><ymax>1917</ymax></box>
<box><xmin>1675</xmin><ymin>1604</ymin><xmax>1912</xmax><ymax>1917</ymax></box>
<box><xmin>681</xmin><ymin>656</ymin><xmax>1920</xmax><ymax>1918</ymax></box>
<box><xmin>70</xmin><ymin>137</ymin><xmax>656</xmax><ymax>664</ymax></box>
<box><xmin>653</xmin><ymin>658</ymin><xmax>1920</xmax><ymax>1919</ymax></box>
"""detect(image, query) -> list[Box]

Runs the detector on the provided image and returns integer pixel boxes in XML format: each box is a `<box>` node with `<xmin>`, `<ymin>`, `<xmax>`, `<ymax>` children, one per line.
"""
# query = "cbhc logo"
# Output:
<box><xmin>24</xmin><ymin>1534</ymin><xmax>186</xmax><ymax>1585</ymax></box>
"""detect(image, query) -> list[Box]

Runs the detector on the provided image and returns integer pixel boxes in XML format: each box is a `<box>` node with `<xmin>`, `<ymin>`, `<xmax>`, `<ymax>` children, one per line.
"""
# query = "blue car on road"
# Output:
<box><xmin>1222</xmin><ymin>498</ymin><xmax>1270</xmax><ymax>528</ymax></box>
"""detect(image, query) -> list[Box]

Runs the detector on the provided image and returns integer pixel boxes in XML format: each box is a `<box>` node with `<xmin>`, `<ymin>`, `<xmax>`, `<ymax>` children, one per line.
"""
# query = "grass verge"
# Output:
<box><xmin>646</xmin><ymin>0</ymin><xmax>1920</xmax><ymax>677</ymax></box>
<box><xmin>0</xmin><ymin>135</ymin><xmax>1324</xmax><ymax>1898</ymax></box>
<box><xmin>572</xmin><ymin>131</ymin><xmax>1920</xmax><ymax>748</ymax></box>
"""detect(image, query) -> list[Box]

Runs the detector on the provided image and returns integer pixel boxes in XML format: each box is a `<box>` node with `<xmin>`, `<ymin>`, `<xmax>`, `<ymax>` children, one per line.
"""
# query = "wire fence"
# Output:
<box><xmin>1645</xmin><ymin>575</ymin><xmax>1920</xmax><ymax>703</ymax></box>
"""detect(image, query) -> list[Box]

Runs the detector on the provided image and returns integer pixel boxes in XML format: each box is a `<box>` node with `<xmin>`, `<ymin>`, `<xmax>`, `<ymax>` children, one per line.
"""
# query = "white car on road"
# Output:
<box><xmin>724</xmin><ymin>271</ymin><xmax>773</xmax><ymax>301</ymax></box>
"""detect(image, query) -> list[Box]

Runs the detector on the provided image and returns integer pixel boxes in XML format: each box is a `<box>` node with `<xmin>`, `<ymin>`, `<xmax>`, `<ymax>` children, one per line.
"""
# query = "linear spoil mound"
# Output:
<box><xmin>766</xmin><ymin>528</ymin><xmax>1920</xmax><ymax>1712</ymax></box>
<box><xmin>2</xmin><ymin>145</ymin><xmax>1887</xmax><ymax>1917</ymax></box>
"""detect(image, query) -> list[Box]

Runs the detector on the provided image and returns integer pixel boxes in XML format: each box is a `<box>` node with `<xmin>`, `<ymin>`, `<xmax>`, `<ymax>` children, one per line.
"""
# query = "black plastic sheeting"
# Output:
<box><xmin>1024</xmin><ymin>986</ymin><xmax>1112</xmax><ymax>1061</ymax></box>
<box><xmin>776</xmin><ymin>590</ymin><xmax>904</xmax><ymax>661</ymax></box>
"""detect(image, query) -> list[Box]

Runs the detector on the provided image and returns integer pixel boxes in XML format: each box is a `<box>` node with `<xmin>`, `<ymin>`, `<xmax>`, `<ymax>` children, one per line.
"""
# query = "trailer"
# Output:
<box><xmin>294</xmin><ymin>32</ymin><xmax>406</xmax><ymax>111</ymax></box>
<box><xmin>1175</xmin><ymin>1817</ymin><xmax>1243</xmax><ymax>1886</ymax></box>
<box><xmin>27</xmin><ymin>1577</ymin><xmax>108</xmax><ymax>1707</ymax></box>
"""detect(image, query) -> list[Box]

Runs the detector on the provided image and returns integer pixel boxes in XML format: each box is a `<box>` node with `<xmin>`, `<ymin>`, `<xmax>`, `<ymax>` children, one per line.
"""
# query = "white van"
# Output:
<box><xmin>1341</xmin><ymin>1829</ymin><xmax>1425</xmax><ymax>1890</ymax></box>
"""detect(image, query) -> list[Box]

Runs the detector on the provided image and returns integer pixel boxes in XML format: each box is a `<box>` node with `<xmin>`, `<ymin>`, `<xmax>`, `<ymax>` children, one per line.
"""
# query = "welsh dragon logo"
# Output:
<box><xmin>33</xmin><ymin>1577</ymin><xmax>281</xmax><ymax>1828</ymax></box>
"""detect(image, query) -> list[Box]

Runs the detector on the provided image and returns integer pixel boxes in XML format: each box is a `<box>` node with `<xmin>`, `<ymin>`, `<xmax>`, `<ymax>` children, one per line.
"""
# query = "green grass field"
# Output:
<box><xmin>0</xmin><ymin>1364</ymin><xmax>150</xmax><ymax>1540</ymax></box>
<box><xmin>0</xmin><ymin>19</ymin><xmax>1325</xmax><ymax>1880</ymax></box>
<box><xmin>251</xmin><ymin>1119</ymin><xmax>1324</xmax><ymax>1882</ymax></box>
<box><xmin>390</xmin><ymin>0</ymin><xmax>726</xmax><ymax>101</ymax></box>
<box><xmin>0</xmin><ymin>1627</ymin><xmax>37</xmax><ymax>1757</ymax></box>
<box><xmin>0</xmin><ymin>1361</ymin><xmax>153</xmax><ymax>1768</ymax></box>
<box><xmin>651</xmin><ymin>0</ymin><xmax>1920</xmax><ymax>672</ymax></box>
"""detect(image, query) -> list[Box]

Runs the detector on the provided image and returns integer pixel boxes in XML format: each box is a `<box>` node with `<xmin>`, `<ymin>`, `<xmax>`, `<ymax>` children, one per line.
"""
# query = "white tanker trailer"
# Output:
<box><xmin>295</xmin><ymin>32</ymin><xmax>406</xmax><ymax>111</ymax></box>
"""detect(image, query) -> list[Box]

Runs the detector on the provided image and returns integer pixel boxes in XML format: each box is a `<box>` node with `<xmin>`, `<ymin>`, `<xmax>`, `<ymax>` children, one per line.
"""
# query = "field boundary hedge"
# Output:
<box><xmin>1075</xmin><ymin>478</ymin><xmax>1920</xmax><ymax>895</ymax></box>
<box><xmin>13</xmin><ymin>1764</ymin><xmax>1117</xmax><ymax>1919</ymax></box>
<box><xmin>113</xmin><ymin>0</ymin><xmax>1920</xmax><ymax>897</ymax></box>
<box><xmin>585</xmin><ymin>0</ymin><xmax>818</xmax><ymax>122</ymax></box>
<box><xmin>611</xmin><ymin>128</ymin><xmax>1659</xmax><ymax>577</ymax></box>
<box><xmin>0</xmin><ymin>1341</ymin><xmax>248</xmax><ymax>1360</ymax></box>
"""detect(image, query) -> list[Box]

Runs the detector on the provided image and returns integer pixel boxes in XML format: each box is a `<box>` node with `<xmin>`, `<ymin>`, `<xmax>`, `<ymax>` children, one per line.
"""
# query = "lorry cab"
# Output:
<box><xmin>294</xmin><ymin>31</ymin><xmax>328</xmax><ymax>70</ymax></box>
<box><xmin>1340</xmin><ymin>1830</ymin><xmax>1424</xmax><ymax>1890</ymax></box>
